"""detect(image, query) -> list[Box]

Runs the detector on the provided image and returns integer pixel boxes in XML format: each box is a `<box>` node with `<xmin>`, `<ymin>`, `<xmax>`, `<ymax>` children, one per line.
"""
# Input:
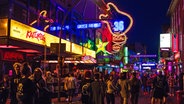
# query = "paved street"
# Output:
<box><xmin>51</xmin><ymin>91</ymin><xmax>176</xmax><ymax>104</ymax></box>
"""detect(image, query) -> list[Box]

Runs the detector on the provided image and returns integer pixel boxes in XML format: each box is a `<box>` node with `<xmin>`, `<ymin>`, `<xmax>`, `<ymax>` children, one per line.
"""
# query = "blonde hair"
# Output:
<box><xmin>13</xmin><ymin>62</ymin><xmax>21</xmax><ymax>68</ymax></box>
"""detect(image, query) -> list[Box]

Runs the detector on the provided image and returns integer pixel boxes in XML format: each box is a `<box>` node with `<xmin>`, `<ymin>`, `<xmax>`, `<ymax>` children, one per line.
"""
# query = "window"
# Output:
<box><xmin>40</xmin><ymin>0</ymin><xmax>50</xmax><ymax>11</ymax></box>
<box><xmin>57</xmin><ymin>9</ymin><xmax>64</xmax><ymax>24</ymax></box>
<box><xmin>50</xmin><ymin>3</ymin><xmax>56</xmax><ymax>22</ymax></box>
<box><xmin>0</xmin><ymin>3</ymin><xmax>9</xmax><ymax>18</ymax></box>
<box><xmin>15</xmin><ymin>0</ymin><xmax>27</xmax><ymax>6</ymax></box>
<box><xmin>29</xmin><ymin>0</ymin><xmax>38</xmax><ymax>11</ymax></box>
<box><xmin>12</xmin><ymin>4</ymin><xmax>27</xmax><ymax>23</ymax></box>
<box><xmin>29</xmin><ymin>11</ymin><xmax>38</xmax><ymax>27</ymax></box>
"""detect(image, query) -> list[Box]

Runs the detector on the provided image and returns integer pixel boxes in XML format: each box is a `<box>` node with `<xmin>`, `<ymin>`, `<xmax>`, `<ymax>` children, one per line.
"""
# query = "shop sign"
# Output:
<box><xmin>26</xmin><ymin>30</ymin><xmax>45</xmax><ymax>42</ymax></box>
<box><xmin>83</xmin><ymin>47</ymin><xmax>96</xmax><ymax>58</ymax></box>
<box><xmin>3</xmin><ymin>52</ymin><xmax>24</xmax><ymax>61</ymax></box>
<box><xmin>82</xmin><ymin>55</ymin><xmax>96</xmax><ymax>63</ymax></box>
<box><xmin>71</xmin><ymin>43</ymin><xmax>82</xmax><ymax>55</ymax></box>
<box><xmin>99</xmin><ymin>2</ymin><xmax>133</xmax><ymax>53</ymax></box>
<box><xmin>172</xmin><ymin>34</ymin><xmax>179</xmax><ymax>52</ymax></box>
<box><xmin>0</xmin><ymin>19</ymin><xmax>8</xmax><ymax>36</ymax></box>
<box><xmin>10</xmin><ymin>19</ymin><xmax>73</xmax><ymax>52</ymax></box>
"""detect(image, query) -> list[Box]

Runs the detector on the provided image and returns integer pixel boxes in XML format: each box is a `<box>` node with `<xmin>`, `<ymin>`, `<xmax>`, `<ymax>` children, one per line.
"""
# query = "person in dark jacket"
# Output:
<box><xmin>129</xmin><ymin>72</ymin><xmax>141</xmax><ymax>104</ymax></box>
<box><xmin>81</xmin><ymin>71</ymin><xmax>93</xmax><ymax>104</ymax></box>
<box><xmin>90</xmin><ymin>73</ymin><xmax>105</xmax><ymax>104</ymax></box>
<box><xmin>10</xmin><ymin>62</ymin><xmax>21</xmax><ymax>104</ymax></box>
<box><xmin>0</xmin><ymin>74</ymin><xmax>9</xmax><ymax>104</ymax></box>
<box><xmin>151</xmin><ymin>71</ymin><xmax>168</xmax><ymax>104</ymax></box>
<box><xmin>16</xmin><ymin>62</ymin><xmax>35</xmax><ymax>104</ymax></box>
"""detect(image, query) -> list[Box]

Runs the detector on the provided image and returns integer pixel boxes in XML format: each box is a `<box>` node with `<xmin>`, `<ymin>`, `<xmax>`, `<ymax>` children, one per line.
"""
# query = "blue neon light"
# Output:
<box><xmin>77</xmin><ymin>24</ymin><xmax>88</xmax><ymax>29</ymax></box>
<box><xmin>77</xmin><ymin>23</ymin><xmax>101</xmax><ymax>29</ymax></box>
<box><xmin>113</xmin><ymin>21</ymin><xmax>124</xmax><ymax>31</ymax></box>
<box><xmin>50</xmin><ymin>25</ymin><xmax>69</xmax><ymax>31</ymax></box>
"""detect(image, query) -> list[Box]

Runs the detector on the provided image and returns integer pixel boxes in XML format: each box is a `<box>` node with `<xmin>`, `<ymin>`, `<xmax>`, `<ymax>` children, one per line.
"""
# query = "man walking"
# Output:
<box><xmin>129</xmin><ymin>72</ymin><xmax>141</xmax><ymax>104</ymax></box>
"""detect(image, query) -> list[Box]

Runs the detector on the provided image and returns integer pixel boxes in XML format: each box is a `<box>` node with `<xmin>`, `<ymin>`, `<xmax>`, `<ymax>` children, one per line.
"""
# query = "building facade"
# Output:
<box><xmin>0</xmin><ymin>0</ymin><xmax>97</xmax><ymax>74</ymax></box>
<box><xmin>167</xmin><ymin>0</ymin><xmax>184</xmax><ymax>73</ymax></box>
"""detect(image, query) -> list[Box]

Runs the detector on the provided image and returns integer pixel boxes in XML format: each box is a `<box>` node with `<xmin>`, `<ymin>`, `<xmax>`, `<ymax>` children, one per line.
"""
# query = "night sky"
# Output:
<box><xmin>105</xmin><ymin>0</ymin><xmax>171</xmax><ymax>54</ymax></box>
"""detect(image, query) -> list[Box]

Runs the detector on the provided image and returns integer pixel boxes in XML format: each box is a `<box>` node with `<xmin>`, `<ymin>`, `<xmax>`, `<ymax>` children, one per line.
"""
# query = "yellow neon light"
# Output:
<box><xmin>30</xmin><ymin>10</ymin><xmax>53</xmax><ymax>31</ymax></box>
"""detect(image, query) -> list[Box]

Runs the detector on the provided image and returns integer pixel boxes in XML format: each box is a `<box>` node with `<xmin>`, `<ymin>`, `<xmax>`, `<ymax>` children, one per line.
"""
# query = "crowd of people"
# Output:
<box><xmin>63</xmin><ymin>68</ymin><xmax>179</xmax><ymax>104</ymax></box>
<box><xmin>0</xmin><ymin>62</ymin><xmax>53</xmax><ymax>104</ymax></box>
<box><xmin>0</xmin><ymin>62</ymin><xmax>182</xmax><ymax>104</ymax></box>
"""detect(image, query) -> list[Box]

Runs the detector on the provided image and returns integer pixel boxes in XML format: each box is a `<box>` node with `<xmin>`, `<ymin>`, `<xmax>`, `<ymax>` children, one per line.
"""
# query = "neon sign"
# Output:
<box><xmin>3</xmin><ymin>52</ymin><xmax>24</xmax><ymax>61</ymax></box>
<box><xmin>99</xmin><ymin>2</ymin><xmax>133</xmax><ymax>53</ymax></box>
<box><xmin>113</xmin><ymin>21</ymin><xmax>125</xmax><ymax>31</ymax></box>
<box><xmin>30</xmin><ymin>10</ymin><xmax>54</xmax><ymax>31</ymax></box>
<box><xmin>77</xmin><ymin>23</ymin><xmax>101</xmax><ymax>29</ymax></box>
<box><xmin>26</xmin><ymin>31</ymin><xmax>45</xmax><ymax>42</ymax></box>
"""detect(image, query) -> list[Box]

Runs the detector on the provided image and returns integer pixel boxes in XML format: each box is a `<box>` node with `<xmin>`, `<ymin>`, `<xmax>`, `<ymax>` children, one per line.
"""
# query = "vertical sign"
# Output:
<box><xmin>172</xmin><ymin>34</ymin><xmax>179</xmax><ymax>52</ymax></box>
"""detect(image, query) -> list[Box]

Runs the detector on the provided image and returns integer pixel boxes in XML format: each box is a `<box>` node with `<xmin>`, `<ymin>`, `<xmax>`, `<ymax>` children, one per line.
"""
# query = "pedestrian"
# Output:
<box><xmin>90</xmin><ymin>73</ymin><xmax>105</xmax><ymax>104</ymax></box>
<box><xmin>81</xmin><ymin>71</ymin><xmax>93</xmax><ymax>104</ymax></box>
<box><xmin>168</xmin><ymin>73</ymin><xmax>175</xmax><ymax>96</ymax></box>
<box><xmin>105</xmin><ymin>75</ymin><xmax>117</xmax><ymax>104</ymax></box>
<box><xmin>10</xmin><ymin>62</ymin><xmax>22</xmax><ymax>104</ymax></box>
<box><xmin>151</xmin><ymin>71</ymin><xmax>168</xmax><ymax>104</ymax></box>
<box><xmin>117</xmin><ymin>72</ymin><xmax>130</xmax><ymax>104</ymax></box>
<box><xmin>141</xmin><ymin>73</ymin><xmax>148</xmax><ymax>95</ymax></box>
<box><xmin>129</xmin><ymin>72</ymin><xmax>141</xmax><ymax>104</ymax></box>
<box><xmin>66</xmin><ymin>72</ymin><xmax>77</xmax><ymax>102</ymax></box>
<box><xmin>33</xmin><ymin>67</ymin><xmax>50</xmax><ymax>104</ymax></box>
<box><xmin>45</xmin><ymin>71</ymin><xmax>54</xmax><ymax>94</ymax></box>
<box><xmin>16</xmin><ymin>62</ymin><xmax>35</xmax><ymax>104</ymax></box>
<box><xmin>0</xmin><ymin>74</ymin><xmax>9</xmax><ymax>104</ymax></box>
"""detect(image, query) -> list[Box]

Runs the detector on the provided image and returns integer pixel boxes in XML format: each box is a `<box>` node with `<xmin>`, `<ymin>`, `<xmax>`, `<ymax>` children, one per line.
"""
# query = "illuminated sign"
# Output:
<box><xmin>3</xmin><ymin>51</ymin><xmax>24</xmax><ymax>61</ymax></box>
<box><xmin>10</xmin><ymin>19</ymin><xmax>58</xmax><ymax>46</ymax></box>
<box><xmin>0</xmin><ymin>19</ymin><xmax>8</xmax><ymax>36</ymax></box>
<box><xmin>96</xmin><ymin>39</ymin><xmax>109</xmax><ymax>54</ymax></box>
<box><xmin>77</xmin><ymin>23</ymin><xmax>101</xmax><ymax>29</ymax></box>
<box><xmin>130</xmin><ymin>55</ymin><xmax>157</xmax><ymax>58</ymax></box>
<box><xmin>10</xmin><ymin>19</ymin><xmax>72</xmax><ymax>52</ymax></box>
<box><xmin>30</xmin><ymin>10</ymin><xmax>54</xmax><ymax>31</ymax></box>
<box><xmin>50</xmin><ymin>25</ymin><xmax>70</xmax><ymax>31</ymax></box>
<box><xmin>172</xmin><ymin>34</ymin><xmax>179</xmax><ymax>52</ymax></box>
<box><xmin>82</xmin><ymin>55</ymin><xmax>96</xmax><ymax>63</ymax></box>
<box><xmin>113</xmin><ymin>21</ymin><xmax>124</xmax><ymax>31</ymax></box>
<box><xmin>141</xmin><ymin>63</ymin><xmax>156</xmax><ymax>70</ymax></box>
<box><xmin>124</xmin><ymin>47</ymin><xmax>128</xmax><ymax>64</ymax></box>
<box><xmin>99</xmin><ymin>2</ymin><xmax>133</xmax><ymax>53</ymax></box>
<box><xmin>174</xmin><ymin>51</ymin><xmax>180</xmax><ymax>59</ymax></box>
<box><xmin>160</xmin><ymin>33</ymin><xmax>171</xmax><ymax>48</ymax></box>
<box><xmin>26</xmin><ymin>30</ymin><xmax>45</xmax><ymax>42</ymax></box>
<box><xmin>83</xmin><ymin>47</ymin><xmax>96</xmax><ymax>58</ymax></box>
<box><xmin>71</xmin><ymin>43</ymin><xmax>82</xmax><ymax>55</ymax></box>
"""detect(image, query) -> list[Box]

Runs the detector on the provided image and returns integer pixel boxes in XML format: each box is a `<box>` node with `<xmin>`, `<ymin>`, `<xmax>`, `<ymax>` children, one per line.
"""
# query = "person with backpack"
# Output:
<box><xmin>81</xmin><ymin>71</ymin><xmax>93</xmax><ymax>104</ymax></box>
<box><xmin>129</xmin><ymin>72</ymin><xmax>141</xmax><ymax>104</ymax></box>
<box><xmin>151</xmin><ymin>70</ymin><xmax>168</xmax><ymax>104</ymax></box>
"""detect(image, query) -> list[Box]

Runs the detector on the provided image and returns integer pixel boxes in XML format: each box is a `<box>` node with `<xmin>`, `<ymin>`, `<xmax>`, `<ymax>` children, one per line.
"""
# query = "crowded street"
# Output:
<box><xmin>0</xmin><ymin>0</ymin><xmax>184</xmax><ymax>104</ymax></box>
<box><xmin>51</xmin><ymin>91</ymin><xmax>176</xmax><ymax>104</ymax></box>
